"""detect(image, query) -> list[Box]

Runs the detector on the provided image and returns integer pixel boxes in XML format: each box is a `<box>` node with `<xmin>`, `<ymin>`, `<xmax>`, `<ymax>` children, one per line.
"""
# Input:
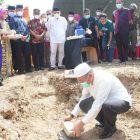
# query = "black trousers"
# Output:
<box><xmin>10</xmin><ymin>40</ymin><xmax>16</xmax><ymax>70</ymax></box>
<box><xmin>30</xmin><ymin>43</ymin><xmax>44</xmax><ymax>69</ymax></box>
<box><xmin>79</xmin><ymin>96</ymin><xmax>130</xmax><ymax>132</ymax></box>
<box><xmin>98</xmin><ymin>37</ymin><xmax>103</xmax><ymax>60</ymax></box>
<box><xmin>115</xmin><ymin>33</ymin><xmax>129</xmax><ymax>62</ymax></box>
<box><xmin>13</xmin><ymin>40</ymin><xmax>31</xmax><ymax>72</ymax></box>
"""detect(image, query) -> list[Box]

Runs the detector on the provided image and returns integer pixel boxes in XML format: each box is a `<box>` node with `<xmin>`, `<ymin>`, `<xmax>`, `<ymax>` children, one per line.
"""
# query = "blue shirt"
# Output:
<box><xmin>6</xmin><ymin>15</ymin><xmax>17</xmax><ymax>30</ymax></box>
<box><xmin>13</xmin><ymin>16</ymin><xmax>29</xmax><ymax>36</ymax></box>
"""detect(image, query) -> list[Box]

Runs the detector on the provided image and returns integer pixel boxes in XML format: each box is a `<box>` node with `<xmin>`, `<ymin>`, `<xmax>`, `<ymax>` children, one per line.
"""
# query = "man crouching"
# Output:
<box><xmin>64</xmin><ymin>63</ymin><xmax>131</xmax><ymax>139</ymax></box>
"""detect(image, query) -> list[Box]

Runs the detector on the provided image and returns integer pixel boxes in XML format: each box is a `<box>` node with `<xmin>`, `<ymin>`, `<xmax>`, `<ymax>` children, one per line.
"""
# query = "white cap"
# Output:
<box><xmin>130</xmin><ymin>3</ymin><xmax>138</xmax><ymax>10</ymax></box>
<box><xmin>65</xmin><ymin>63</ymin><xmax>91</xmax><ymax>78</ymax></box>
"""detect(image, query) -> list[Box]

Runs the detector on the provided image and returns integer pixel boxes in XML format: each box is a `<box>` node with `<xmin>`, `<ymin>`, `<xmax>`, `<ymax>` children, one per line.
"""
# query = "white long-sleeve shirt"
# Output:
<box><xmin>46</xmin><ymin>16</ymin><xmax>67</xmax><ymax>43</ymax></box>
<box><xmin>71</xmin><ymin>69</ymin><xmax>132</xmax><ymax>124</ymax></box>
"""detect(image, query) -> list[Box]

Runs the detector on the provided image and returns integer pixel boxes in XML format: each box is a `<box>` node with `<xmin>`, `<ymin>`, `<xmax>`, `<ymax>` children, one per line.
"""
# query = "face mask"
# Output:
<box><xmin>17</xmin><ymin>11</ymin><xmax>23</xmax><ymax>17</ymax></box>
<box><xmin>81</xmin><ymin>82</ymin><xmax>90</xmax><ymax>88</ymax></box>
<box><xmin>34</xmin><ymin>15</ymin><xmax>40</xmax><ymax>19</ymax></box>
<box><xmin>84</xmin><ymin>15</ymin><xmax>90</xmax><ymax>19</ymax></box>
<box><xmin>96</xmin><ymin>12</ymin><xmax>101</xmax><ymax>16</ymax></box>
<box><xmin>116</xmin><ymin>3</ymin><xmax>123</xmax><ymax>9</ymax></box>
<box><xmin>47</xmin><ymin>15</ymin><xmax>51</xmax><ymax>19</ymax></box>
<box><xmin>42</xmin><ymin>18</ymin><xmax>47</xmax><ymax>22</ymax></box>
<box><xmin>68</xmin><ymin>17</ymin><xmax>74</xmax><ymax>22</ymax></box>
<box><xmin>80</xmin><ymin>74</ymin><xmax>91</xmax><ymax>88</ymax></box>
<box><xmin>8</xmin><ymin>12</ymin><xmax>15</xmax><ymax>17</ymax></box>
<box><xmin>54</xmin><ymin>13</ymin><xmax>60</xmax><ymax>18</ymax></box>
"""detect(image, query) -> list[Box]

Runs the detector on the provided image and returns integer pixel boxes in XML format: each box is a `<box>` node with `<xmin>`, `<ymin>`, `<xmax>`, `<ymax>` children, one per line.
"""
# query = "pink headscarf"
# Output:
<box><xmin>0</xmin><ymin>9</ymin><xmax>7</xmax><ymax>20</ymax></box>
<box><xmin>74</xmin><ymin>14</ymin><xmax>81</xmax><ymax>23</ymax></box>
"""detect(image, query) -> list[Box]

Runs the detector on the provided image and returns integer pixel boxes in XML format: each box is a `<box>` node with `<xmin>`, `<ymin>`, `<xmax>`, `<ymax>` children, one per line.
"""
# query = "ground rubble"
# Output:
<box><xmin>0</xmin><ymin>63</ymin><xmax>139</xmax><ymax>140</ymax></box>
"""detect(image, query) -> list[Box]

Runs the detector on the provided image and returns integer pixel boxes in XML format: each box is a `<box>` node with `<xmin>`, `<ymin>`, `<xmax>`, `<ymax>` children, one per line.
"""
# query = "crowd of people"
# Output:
<box><xmin>0</xmin><ymin>0</ymin><xmax>140</xmax><ymax>86</ymax></box>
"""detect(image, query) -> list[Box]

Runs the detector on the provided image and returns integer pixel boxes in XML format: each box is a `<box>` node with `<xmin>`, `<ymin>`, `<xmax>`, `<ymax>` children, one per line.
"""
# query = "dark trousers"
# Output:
<box><xmin>0</xmin><ymin>70</ymin><xmax>2</xmax><ymax>82</ymax></box>
<box><xmin>14</xmin><ymin>40</ymin><xmax>31</xmax><ymax>72</ymax></box>
<box><xmin>31</xmin><ymin>43</ymin><xmax>44</xmax><ymax>69</ymax></box>
<box><xmin>10</xmin><ymin>40</ymin><xmax>16</xmax><ymax>70</ymax></box>
<box><xmin>102</xmin><ymin>36</ymin><xmax>115</xmax><ymax>62</ymax></box>
<box><xmin>79</xmin><ymin>96</ymin><xmax>130</xmax><ymax>132</ymax></box>
<box><xmin>98</xmin><ymin>37</ymin><xmax>103</xmax><ymax>60</ymax></box>
<box><xmin>44</xmin><ymin>42</ymin><xmax>50</xmax><ymax>67</ymax></box>
<box><xmin>129</xmin><ymin>30</ymin><xmax>137</xmax><ymax>58</ymax></box>
<box><xmin>115</xmin><ymin>33</ymin><xmax>129</xmax><ymax>62</ymax></box>
<box><xmin>102</xmin><ymin>36</ymin><xmax>109</xmax><ymax>61</ymax></box>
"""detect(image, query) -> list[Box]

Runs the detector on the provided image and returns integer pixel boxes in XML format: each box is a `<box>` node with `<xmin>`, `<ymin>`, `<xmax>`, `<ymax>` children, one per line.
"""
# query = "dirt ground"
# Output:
<box><xmin>0</xmin><ymin>60</ymin><xmax>140</xmax><ymax>140</ymax></box>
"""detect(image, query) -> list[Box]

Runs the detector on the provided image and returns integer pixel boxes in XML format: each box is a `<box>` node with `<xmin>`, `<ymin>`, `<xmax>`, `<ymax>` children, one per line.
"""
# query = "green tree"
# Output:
<box><xmin>0</xmin><ymin>0</ymin><xmax>4</xmax><ymax>5</ymax></box>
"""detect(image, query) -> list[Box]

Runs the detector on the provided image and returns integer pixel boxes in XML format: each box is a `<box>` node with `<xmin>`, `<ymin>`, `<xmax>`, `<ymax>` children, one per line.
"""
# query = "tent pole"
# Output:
<box><xmin>83</xmin><ymin>0</ymin><xmax>85</xmax><ymax>13</ymax></box>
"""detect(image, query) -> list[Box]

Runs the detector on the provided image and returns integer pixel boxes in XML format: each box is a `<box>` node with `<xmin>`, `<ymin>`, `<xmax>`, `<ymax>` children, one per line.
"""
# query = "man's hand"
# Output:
<box><xmin>2</xmin><ymin>35</ymin><xmax>8</xmax><ymax>40</ymax></box>
<box><xmin>86</xmin><ymin>28</ymin><xmax>92</xmax><ymax>35</ymax></box>
<box><xmin>99</xmin><ymin>31</ymin><xmax>103</xmax><ymax>36</ymax></box>
<box><xmin>21</xmin><ymin>36</ymin><xmax>27</xmax><ymax>41</ymax></box>
<box><xmin>129</xmin><ymin>20</ymin><xmax>133</xmax><ymax>25</ymax></box>
<box><xmin>35</xmin><ymin>35</ymin><xmax>42</xmax><ymax>40</ymax></box>
<box><xmin>64</xmin><ymin>115</ymin><xmax>73</xmax><ymax>122</ymax></box>
<box><xmin>97</xmin><ymin>32</ymin><xmax>100</xmax><ymax>39</ymax></box>
<box><xmin>30</xmin><ymin>29</ymin><xmax>43</xmax><ymax>40</ymax></box>
<box><xmin>73</xmin><ymin>121</ymin><xmax>84</xmax><ymax>137</ymax></box>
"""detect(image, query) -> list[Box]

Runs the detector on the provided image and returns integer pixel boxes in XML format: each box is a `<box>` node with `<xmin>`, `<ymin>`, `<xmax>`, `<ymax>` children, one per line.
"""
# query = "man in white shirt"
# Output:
<box><xmin>46</xmin><ymin>8</ymin><xmax>67</xmax><ymax>71</ymax></box>
<box><xmin>64</xmin><ymin>63</ymin><xmax>131</xmax><ymax>139</ymax></box>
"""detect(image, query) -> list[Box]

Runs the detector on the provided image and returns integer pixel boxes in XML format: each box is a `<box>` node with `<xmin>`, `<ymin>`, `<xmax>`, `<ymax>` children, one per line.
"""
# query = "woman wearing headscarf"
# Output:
<box><xmin>0</xmin><ymin>9</ymin><xmax>13</xmax><ymax>78</ymax></box>
<box><xmin>0</xmin><ymin>34</ymin><xmax>3</xmax><ymax>86</ymax></box>
<box><xmin>23</xmin><ymin>7</ymin><xmax>30</xmax><ymax>22</ymax></box>
<box><xmin>74</xmin><ymin>13</ymin><xmax>81</xmax><ymax>23</ymax></box>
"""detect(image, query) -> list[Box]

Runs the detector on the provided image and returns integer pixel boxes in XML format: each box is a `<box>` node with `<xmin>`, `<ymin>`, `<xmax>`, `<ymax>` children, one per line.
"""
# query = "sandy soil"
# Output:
<box><xmin>0</xmin><ymin>60</ymin><xmax>140</xmax><ymax>140</ymax></box>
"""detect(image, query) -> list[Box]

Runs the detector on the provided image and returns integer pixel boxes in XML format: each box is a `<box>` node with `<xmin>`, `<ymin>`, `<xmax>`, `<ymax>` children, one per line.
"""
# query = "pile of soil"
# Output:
<box><xmin>0</xmin><ymin>61</ymin><xmax>139</xmax><ymax>140</ymax></box>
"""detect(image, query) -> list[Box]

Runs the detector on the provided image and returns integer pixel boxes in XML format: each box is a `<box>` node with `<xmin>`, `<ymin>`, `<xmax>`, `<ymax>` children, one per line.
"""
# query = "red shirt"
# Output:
<box><xmin>28</xmin><ymin>19</ymin><xmax>46</xmax><ymax>44</ymax></box>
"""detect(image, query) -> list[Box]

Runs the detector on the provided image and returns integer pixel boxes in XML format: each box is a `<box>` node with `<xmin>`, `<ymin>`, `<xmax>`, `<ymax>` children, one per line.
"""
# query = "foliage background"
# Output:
<box><xmin>53</xmin><ymin>0</ymin><xmax>140</xmax><ymax>18</ymax></box>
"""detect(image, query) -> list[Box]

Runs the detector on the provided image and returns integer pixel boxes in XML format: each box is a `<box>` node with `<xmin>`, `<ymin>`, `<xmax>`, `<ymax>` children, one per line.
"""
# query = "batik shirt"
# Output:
<box><xmin>28</xmin><ymin>19</ymin><xmax>46</xmax><ymax>44</ymax></box>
